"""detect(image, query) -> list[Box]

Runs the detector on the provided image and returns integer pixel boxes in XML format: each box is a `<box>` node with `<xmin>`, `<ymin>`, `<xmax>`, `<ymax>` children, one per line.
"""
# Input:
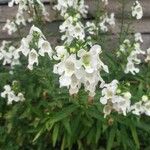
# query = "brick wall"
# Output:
<box><xmin>0</xmin><ymin>0</ymin><xmax>150</xmax><ymax>49</ymax></box>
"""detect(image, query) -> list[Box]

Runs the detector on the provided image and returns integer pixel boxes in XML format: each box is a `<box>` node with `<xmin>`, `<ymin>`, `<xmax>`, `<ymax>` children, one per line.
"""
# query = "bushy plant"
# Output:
<box><xmin>0</xmin><ymin>0</ymin><xmax>150</xmax><ymax>149</ymax></box>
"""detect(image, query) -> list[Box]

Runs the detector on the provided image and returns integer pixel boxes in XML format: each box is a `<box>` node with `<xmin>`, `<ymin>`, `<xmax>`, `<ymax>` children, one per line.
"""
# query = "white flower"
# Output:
<box><xmin>144</xmin><ymin>101</ymin><xmax>150</xmax><ymax>116</ymax></box>
<box><xmin>124</xmin><ymin>61</ymin><xmax>139</xmax><ymax>75</ymax></box>
<box><xmin>100</xmin><ymin>80</ymin><xmax>118</xmax><ymax>104</ymax></box>
<box><xmin>1</xmin><ymin>84</ymin><xmax>25</xmax><ymax>105</ymax></box>
<box><xmin>86</xmin><ymin>22</ymin><xmax>98</xmax><ymax>35</ymax></box>
<box><xmin>19</xmin><ymin>36</ymin><xmax>31</xmax><ymax>56</ymax></box>
<box><xmin>54</xmin><ymin>54</ymin><xmax>81</xmax><ymax>93</ymax></box>
<box><xmin>59</xmin><ymin>17</ymin><xmax>85</xmax><ymax>44</ymax></box>
<box><xmin>54</xmin><ymin>0</ymin><xmax>88</xmax><ymax>17</ymax></box>
<box><xmin>99</xmin><ymin>13</ymin><xmax>115</xmax><ymax>32</ymax></box>
<box><xmin>16</xmin><ymin>12</ymin><xmax>26</xmax><ymax>26</ymax></box>
<box><xmin>131</xmin><ymin>1</ymin><xmax>143</xmax><ymax>20</ymax></box>
<box><xmin>54</xmin><ymin>45</ymin><xmax>108</xmax><ymax>97</ymax></box>
<box><xmin>130</xmin><ymin>101</ymin><xmax>143</xmax><ymax>116</ymax></box>
<box><xmin>100</xmin><ymin>80</ymin><xmax>131</xmax><ymax>117</ymax></box>
<box><xmin>64</xmin><ymin>55</ymin><xmax>80</xmax><ymax>76</ymax></box>
<box><xmin>54</xmin><ymin>54</ymin><xmax>80</xmax><ymax>77</ymax></box>
<box><xmin>134</xmin><ymin>33</ymin><xmax>143</xmax><ymax>43</ymax></box>
<box><xmin>17</xmin><ymin>93</ymin><xmax>25</xmax><ymax>102</ymax></box>
<box><xmin>102</xmin><ymin>0</ymin><xmax>108</xmax><ymax>5</ymax></box>
<box><xmin>18</xmin><ymin>25</ymin><xmax>52</xmax><ymax>70</ymax></box>
<box><xmin>5</xmin><ymin>0</ymin><xmax>49</xmax><ymax>34</ymax></box>
<box><xmin>0</xmin><ymin>41</ymin><xmax>21</xmax><ymax>68</ymax></box>
<box><xmin>106</xmin><ymin>13</ymin><xmax>115</xmax><ymax>26</ymax></box>
<box><xmin>145</xmin><ymin>48</ymin><xmax>150</xmax><ymax>62</ymax></box>
<box><xmin>28</xmin><ymin>49</ymin><xmax>39</xmax><ymax>70</ymax></box>
<box><xmin>38</xmin><ymin>39</ymin><xmax>53</xmax><ymax>58</ymax></box>
<box><xmin>124</xmin><ymin>41</ymin><xmax>144</xmax><ymax>75</ymax></box>
<box><xmin>59</xmin><ymin>74</ymin><xmax>71</xmax><ymax>87</ymax></box>
<box><xmin>3</xmin><ymin>19</ymin><xmax>17</xmax><ymax>35</ymax></box>
<box><xmin>78</xmin><ymin>45</ymin><xmax>108</xmax><ymax>73</ymax></box>
<box><xmin>1</xmin><ymin>85</ymin><xmax>11</xmax><ymax>98</ymax></box>
<box><xmin>103</xmin><ymin>105</ymin><xmax>112</xmax><ymax>118</ymax></box>
<box><xmin>53</xmin><ymin>46</ymin><xmax>69</xmax><ymax>61</ymax></box>
<box><xmin>130</xmin><ymin>96</ymin><xmax>150</xmax><ymax>116</ymax></box>
<box><xmin>142</xmin><ymin>95</ymin><xmax>148</xmax><ymax>101</ymax></box>
<box><xmin>69</xmin><ymin>74</ymin><xmax>81</xmax><ymax>95</ymax></box>
<box><xmin>29</xmin><ymin>25</ymin><xmax>45</xmax><ymax>38</ymax></box>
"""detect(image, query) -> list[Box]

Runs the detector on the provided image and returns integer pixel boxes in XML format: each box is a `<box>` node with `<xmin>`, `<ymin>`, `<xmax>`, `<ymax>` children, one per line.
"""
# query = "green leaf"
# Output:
<box><xmin>136</xmin><ymin>121</ymin><xmax>150</xmax><ymax>133</ymax></box>
<box><xmin>52</xmin><ymin>123</ymin><xmax>59</xmax><ymax>147</ymax></box>
<box><xmin>61</xmin><ymin>135</ymin><xmax>66</xmax><ymax>150</ymax></box>
<box><xmin>120</xmin><ymin>126</ymin><xmax>128</xmax><ymax>150</ymax></box>
<box><xmin>48</xmin><ymin>104</ymin><xmax>78</xmax><ymax>124</ymax></box>
<box><xmin>107</xmin><ymin>126</ymin><xmax>116</xmax><ymax>150</ymax></box>
<box><xmin>87</xmin><ymin>127</ymin><xmax>95</xmax><ymax>145</ymax></box>
<box><xmin>95</xmin><ymin>120</ymin><xmax>101</xmax><ymax>144</ymax></box>
<box><xmin>62</xmin><ymin>118</ymin><xmax>72</xmax><ymax>135</ymax></box>
<box><xmin>32</xmin><ymin>128</ymin><xmax>44</xmax><ymax>142</ymax></box>
<box><xmin>130</xmin><ymin>124</ymin><xmax>140</xmax><ymax>149</ymax></box>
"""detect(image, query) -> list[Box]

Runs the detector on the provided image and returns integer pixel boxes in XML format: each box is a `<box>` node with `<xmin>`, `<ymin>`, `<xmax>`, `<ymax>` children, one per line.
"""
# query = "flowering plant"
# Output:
<box><xmin>0</xmin><ymin>0</ymin><xmax>150</xmax><ymax>149</ymax></box>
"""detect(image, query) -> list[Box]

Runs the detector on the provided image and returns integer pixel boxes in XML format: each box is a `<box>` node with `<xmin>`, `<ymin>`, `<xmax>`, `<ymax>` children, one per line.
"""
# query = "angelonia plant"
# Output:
<box><xmin>0</xmin><ymin>0</ymin><xmax>150</xmax><ymax>149</ymax></box>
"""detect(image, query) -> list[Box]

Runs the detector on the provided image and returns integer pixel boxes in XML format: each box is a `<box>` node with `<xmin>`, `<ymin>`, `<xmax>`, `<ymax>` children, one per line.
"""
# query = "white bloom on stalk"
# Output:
<box><xmin>134</xmin><ymin>33</ymin><xmax>143</xmax><ymax>43</ymax></box>
<box><xmin>1</xmin><ymin>84</ymin><xmax>25</xmax><ymax>105</ymax></box>
<box><xmin>53</xmin><ymin>54</ymin><xmax>81</xmax><ymax>93</ymax></box>
<box><xmin>78</xmin><ymin>45</ymin><xmax>109</xmax><ymax>97</ymax></box>
<box><xmin>145</xmin><ymin>48</ymin><xmax>150</xmax><ymax>62</ymax></box>
<box><xmin>124</xmin><ymin>61</ymin><xmax>139</xmax><ymax>75</ymax></box>
<box><xmin>54</xmin><ymin>0</ymin><xmax>88</xmax><ymax>17</ymax></box>
<box><xmin>54</xmin><ymin>44</ymin><xmax>109</xmax><ymax>97</ymax></box>
<box><xmin>130</xmin><ymin>96</ymin><xmax>150</xmax><ymax>116</ymax></box>
<box><xmin>3</xmin><ymin>20</ymin><xmax>17</xmax><ymax>35</ymax></box>
<box><xmin>78</xmin><ymin>45</ymin><xmax>108</xmax><ymax>74</ymax></box>
<box><xmin>1</xmin><ymin>85</ymin><xmax>12</xmax><ymax>98</ymax></box>
<box><xmin>18</xmin><ymin>25</ymin><xmax>53</xmax><ymax>70</ymax></box>
<box><xmin>124</xmin><ymin>42</ymin><xmax>145</xmax><ymax>75</ymax></box>
<box><xmin>27</xmin><ymin>49</ymin><xmax>39</xmax><ymax>70</ymax></box>
<box><xmin>99</xmin><ymin>13</ymin><xmax>115</xmax><ymax>32</ymax></box>
<box><xmin>100</xmin><ymin>80</ymin><xmax>118</xmax><ymax>105</ymax></box>
<box><xmin>4</xmin><ymin>0</ymin><xmax>49</xmax><ymax>34</ymax></box>
<box><xmin>100</xmin><ymin>80</ymin><xmax>131</xmax><ymax>117</ymax></box>
<box><xmin>38</xmin><ymin>39</ymin><xmax>53</xmax><ymax>58</ymax></box>
<box><xmin>59</xmin><ymin>16</ymin><xmax>85</xmax><ymax>44</ymax></box>
<box><xmin>86</xmin><ymin>22</ymin><xmax>98</xmax><ymax>35</ymax></box>
<box><xmin>118</xmin><ymin>37</ymin><xmax>145</xmax><ymax>75</ymax></box>
<box><xmin>19</xmin><ymin>36</ymin><xmax>31</xmax><ymax>56</ymax></box>
<box><xmin>53</xmin><ymin>46</ymin><xmax>69</xmax><ymax>61</ymax></box>
<box><xmin>131</xmin><ymin>1</ymin><xmax>143</xmax><ymax>20</ymax></box>
<box><xmin>0</xmin><ymin>41</ymin><xmax>21</xmax><ymax>68</ymax></box>
<box><xmin>29</xmin><ymin>25</ymin><xmax>45</xmax><ymax>38</ymax></box>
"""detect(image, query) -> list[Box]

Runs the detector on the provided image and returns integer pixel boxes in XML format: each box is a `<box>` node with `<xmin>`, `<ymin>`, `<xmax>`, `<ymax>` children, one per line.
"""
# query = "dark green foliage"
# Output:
<box><xmin>0</xmin><ymin>54</ymin><xmax>150</xmax><ymax>150</ymax></box>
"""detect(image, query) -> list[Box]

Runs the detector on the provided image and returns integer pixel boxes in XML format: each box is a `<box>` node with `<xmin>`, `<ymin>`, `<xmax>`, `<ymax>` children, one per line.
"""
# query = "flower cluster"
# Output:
<box><xmin>3</xmin><ymin>0</ymin><xmax>48</xmax><ymax>35</ymax></box>
<box><xmin>99</xmin><ymin>13</ymin><xmax>115</xmax><ymax>32</ymax></box>
<box><xmin>53</xmin><ymin>0</ymin><xmax>110</xmax><ymax>97</ymax></box>
<box><xmin>131</xmin><ymin>1</ymin><xmax>143</xmax><ymax>20</ymax></box>
<box><xmin>130</xmin><ymin>96</ymin><xmax>150</xmax><ymax>116</ymax></box>
<box><xmin>118</xmin><ymin>33</ymin><xmax>145</xmax><ymax>75</ymax></box>
<box><xmin>59</xmin><ymin>15</ymin><xmax>85</xmax><ymax>44</ymax></box>
<box><xmin>1</xmin><ymin>84</ymin><xmax>25</xmax><ymax>105</ymax></box>
<box><xmin>0</xmin><ymin>41</ymin><xmax>20</xmax><ymax>68</ymax></box>
<box><xmin>100</xmin><ymin>80</ymin><xmax>131</xmax><ymax>117</ymax></box>
<box><xmin>54</xmin><ymin>0</ymin><xmax>88</xmax><ymax>17</ymax></box>
<box><xmin>100</xmin><ymin>80</ymin><xmax>150</xmax><ymax>118</ymax></box>
<box><xmin>18</xmin><ymin>25</ymin><xmax>53</xmax><ymax>70</ymax></box>
<box><xmin>53</xmin><ymin>45</ymin><xmax>109</xmax><ymax>97</ymax></box>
